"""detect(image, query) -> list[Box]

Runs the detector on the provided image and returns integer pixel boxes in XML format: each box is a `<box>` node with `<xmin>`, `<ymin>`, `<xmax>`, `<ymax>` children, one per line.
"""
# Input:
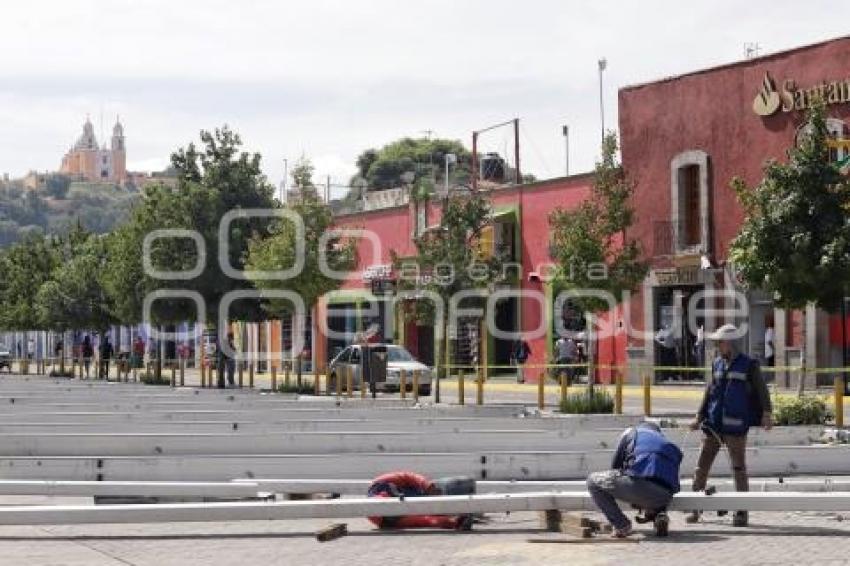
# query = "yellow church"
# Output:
<box><xmin>59</xmin><ymin>116</ymin><xmax>126</xmax><ymax>183</ymax></box>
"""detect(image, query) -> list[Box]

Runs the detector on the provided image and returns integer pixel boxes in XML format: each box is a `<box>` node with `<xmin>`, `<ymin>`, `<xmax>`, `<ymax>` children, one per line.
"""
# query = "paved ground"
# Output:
<box><xmin>0</xmin><ymin>508</ymin><xmax>848</xmax><ymax>566</ymax></box>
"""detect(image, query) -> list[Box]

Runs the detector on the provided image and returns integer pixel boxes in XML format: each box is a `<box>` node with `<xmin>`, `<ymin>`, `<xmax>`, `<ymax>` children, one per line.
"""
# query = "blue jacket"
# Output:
<box><xmin>613</xmin><ymin>424</ymin><xmax>683</xmax><ymax>493</ymax></box>
<box><xmin>703</xmin><ymin>353</ymin><xmax>762</xmax><ymax>435</ymax></box>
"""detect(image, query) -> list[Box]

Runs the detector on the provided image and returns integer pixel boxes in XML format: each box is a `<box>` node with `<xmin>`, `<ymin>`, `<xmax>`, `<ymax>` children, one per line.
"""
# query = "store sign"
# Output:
<box><xmin>753</xmin><ymin>72</ymin><xmax>850</xmax><ymax>117</ymax></box>
<box><xmin>362</xmin><ymin>264</ymin><xmax>393</xmax><ymax>282</ymax></box>
<box><xmin>655</xmin><ymin>267</ymin><xmax>699</xmax><ymax>286</ymax></box>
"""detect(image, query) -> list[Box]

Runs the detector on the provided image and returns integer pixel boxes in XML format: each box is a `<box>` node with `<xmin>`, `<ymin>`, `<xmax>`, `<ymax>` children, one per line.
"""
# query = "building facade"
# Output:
<box><xmin>620</xmin><ymin>35</ymin><xmax>850</xmax><ymax>386</ymax></box>
<box><xmin>59</xmin><ymin>117</ymin><xmax>127</xmax><ymax>183</ymax></box>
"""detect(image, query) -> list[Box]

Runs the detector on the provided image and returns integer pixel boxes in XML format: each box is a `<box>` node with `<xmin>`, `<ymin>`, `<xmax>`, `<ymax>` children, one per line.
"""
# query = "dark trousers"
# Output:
<box><xmin>587</xmin><ymin>470</ymin><xmax>674</xmax><ymax>530</ymax></box>
<box><xmin>693</xmin><ymin>431</ymin><xmax>749</xmax><ymax>492</ymax></box>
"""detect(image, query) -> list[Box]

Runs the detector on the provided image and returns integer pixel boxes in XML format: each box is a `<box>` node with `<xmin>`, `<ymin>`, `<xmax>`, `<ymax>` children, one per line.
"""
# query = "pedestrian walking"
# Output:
<box><xmin>687</xmin><ymin>323</ymin><xmax>773</xmax><ymax>527</ymax></box>
<box><xmin>511</xmin><ymin>338</ymin><xmax>531</xmax><ymax>383</ymax></box>
<box><xmin>81</xmin><ymin>335</ymin><xmax>93</xmax><ymax>378</ymax></box>
<box><xmin>99</xmin><ymin>335</ymin><xmax>113</xmax><ymax>380</ymax></box>
<box><xmin>555</xmin><ymin>335</ymin><xmax>578</xmax><ymax>385</ymax></box>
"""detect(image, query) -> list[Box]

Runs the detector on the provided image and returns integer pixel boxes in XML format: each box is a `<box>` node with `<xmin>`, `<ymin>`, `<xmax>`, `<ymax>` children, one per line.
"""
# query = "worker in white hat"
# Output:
<box><xmin>686</xmin><ymin>323</ymin><xmax>772</xmax><ymax>527</ymax></box>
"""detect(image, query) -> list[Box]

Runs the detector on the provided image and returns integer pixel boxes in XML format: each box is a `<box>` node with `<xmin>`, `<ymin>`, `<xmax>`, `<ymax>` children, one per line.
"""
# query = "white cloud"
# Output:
<box><xmin>0</xmin><ymin>0</ymin><xmax>849</xmax><ymax>183</ymax></box>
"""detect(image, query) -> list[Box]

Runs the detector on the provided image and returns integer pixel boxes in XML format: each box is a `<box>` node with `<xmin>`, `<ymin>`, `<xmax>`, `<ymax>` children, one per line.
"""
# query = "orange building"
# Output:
<box><xmin>59</xmin><ymin>117</ymin><xmax>126</xmax><ymax>183</ymax></box>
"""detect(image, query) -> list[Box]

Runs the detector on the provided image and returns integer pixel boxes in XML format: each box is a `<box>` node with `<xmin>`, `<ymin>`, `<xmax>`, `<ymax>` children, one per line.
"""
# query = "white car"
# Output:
<box><xmin>328</xmin><ymin>343</ymin><xmax>432</xmax><ymax>396</ymax></box>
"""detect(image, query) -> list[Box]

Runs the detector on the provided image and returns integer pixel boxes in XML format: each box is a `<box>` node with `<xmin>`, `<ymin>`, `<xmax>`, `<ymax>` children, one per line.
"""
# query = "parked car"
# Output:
<box><xmin>0</xmin><ymin>347</ymin><xmax>10</xmax><ymax>372</ymax></box>
<box><xmin>328</xmin><ymin>343</ymin><xmax>432</xmax><ymax>396</ymax></box>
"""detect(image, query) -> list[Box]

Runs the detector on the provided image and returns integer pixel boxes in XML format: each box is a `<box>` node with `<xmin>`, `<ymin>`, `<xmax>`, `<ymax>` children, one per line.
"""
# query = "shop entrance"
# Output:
<box><xmin>653</xmin><ymin>285</ymin><xmax>705</xmax><ymax>381</ymax></box>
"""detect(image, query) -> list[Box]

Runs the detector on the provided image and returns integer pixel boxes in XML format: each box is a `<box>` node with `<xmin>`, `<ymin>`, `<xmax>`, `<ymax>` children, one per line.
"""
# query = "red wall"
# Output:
<box><xmin>326</xmin><ymin>176</ymin><xmax>593</xmax><ymax>381</ymax></box>
<box><xmin>619</xmin><ymin>36</ymin><xmax>850</xmax><ymax>349</ymax></box>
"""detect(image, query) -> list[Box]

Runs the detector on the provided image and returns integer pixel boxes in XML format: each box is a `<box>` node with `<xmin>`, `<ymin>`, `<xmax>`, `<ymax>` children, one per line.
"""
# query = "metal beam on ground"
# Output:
<box><xmin>0</xmin><ymin>426</ymin><xmax>824</xmax><ymax>456</ymax></box>
<box><xmin>2</xmin><ymin>446</ymin><xmax>850</xmax><ymax>481</ymax></box>
<box><xmin>237</xmin><ymin>477</ymin><xmax>850</xmax><ymax>495</ymax></box>
<box><xmin>0</xmin><ymin>480</ymin><xmax>263</xmax><ymax>498</ymax></box>
<box><xmin>0</xmin><ymin>492</ymin><xmax>849</xmax><ymax>525</ymax></box>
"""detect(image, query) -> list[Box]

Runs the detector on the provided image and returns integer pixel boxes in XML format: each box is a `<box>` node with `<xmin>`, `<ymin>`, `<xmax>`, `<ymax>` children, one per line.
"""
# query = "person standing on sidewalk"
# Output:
<box><xmin>511</xmin><ymin>338</ymin><xmax>531</xmax><ymax>383</ymax></box>
<box><xmin>217</xmin><ymin>332</ymin><xmax>237</xmax><ymax>388</ymax></box>
<box><xmin>98</xmin><ymin>335</ymin><xmax>113</xmax><ymax>380</ymax></box>
<box><xmin>687</xmin><ymin>323</ymin><xmax>773</xmax><ymax>527</ymax></box>
<box><xmin>587</xmin><ymin>421</ymin><xmax>683</xmax><ymax>538</ymax></box>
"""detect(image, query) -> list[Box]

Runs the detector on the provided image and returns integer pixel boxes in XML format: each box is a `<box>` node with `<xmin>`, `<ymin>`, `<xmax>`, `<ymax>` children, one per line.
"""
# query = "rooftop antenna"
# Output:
<box><xmin>744</xmin><ymin>42</ymin><xmax>761</xmax><ymax>59</ymax></box>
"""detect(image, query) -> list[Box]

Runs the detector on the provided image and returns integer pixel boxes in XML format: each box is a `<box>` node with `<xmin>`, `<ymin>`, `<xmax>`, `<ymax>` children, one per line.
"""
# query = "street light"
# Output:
<box><xmin>598</xmin><ymin>58</ymin><xmax>607</xmax><ymax>143</ymax></box>
<box><xmin>562</xmin><ymin>125</ymin><xmax>569</xmax><ymax>176</ymax></box>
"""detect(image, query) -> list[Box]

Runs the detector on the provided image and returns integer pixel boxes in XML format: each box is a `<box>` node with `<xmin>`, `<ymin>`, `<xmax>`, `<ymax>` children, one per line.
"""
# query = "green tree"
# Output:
<box><xmin>104</xmin><ymin>127</ymin><xmax>275</xmax><ymax>371</ymax></box>
<box><xmin>245</xmin><ymin>191</ymin><xmax>356</xmax><ymax>386</ymax></box>
<box><xmin>548</xmin><ymin>132</ymin><xmax>647</xmax><ymax>383</ymax></box>
<box><xmin>353</xmin><ymin>137</ymin><xmax>471</xmax><ymax>190</ymax></box>
<box><xmin>393</xmin><ymin>191</ymin><xmax>502</xmax><ymax>402</ymax></box>
<box><xmin>290</xmin><ymin>156</ymin><xmax>317</xmax><ymax>197</ymax></box>
<box><xmin>730</xmin><ymin>105</ymin><xmax>850</xmax><ymax>394</ymax></box>
<box><xmin>44</xmin><ymin>174</ymin><xmax>71</xmax><ymax>199</ymax></box>
<box><xmin>0</xmin><ymin>233</ymin><xmax>59</xmax><ymax>360</ymax></box>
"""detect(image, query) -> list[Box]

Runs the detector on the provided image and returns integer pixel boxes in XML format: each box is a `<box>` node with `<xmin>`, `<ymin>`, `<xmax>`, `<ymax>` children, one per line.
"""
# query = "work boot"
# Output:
<box><xmin>653</xmin><ymin>512</ymin><xmax>670</xmax><ymax>537</ymax></box>
<box><xmin>685</xmin><ymin>510</ymin><xmax>701</xmax><ymax>524</ymax></box>
<box><xmin>732</xmin><ymin>511</ymin><xmax>748</xmax><ymax>527</ymax></box>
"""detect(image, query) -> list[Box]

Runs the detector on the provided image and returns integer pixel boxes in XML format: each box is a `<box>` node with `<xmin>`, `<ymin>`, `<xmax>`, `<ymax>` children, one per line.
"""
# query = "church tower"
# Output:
<box><xmin>110</xmin><ymin>117</ymin><xmax>126</xmax><ymax>183</ymax></box>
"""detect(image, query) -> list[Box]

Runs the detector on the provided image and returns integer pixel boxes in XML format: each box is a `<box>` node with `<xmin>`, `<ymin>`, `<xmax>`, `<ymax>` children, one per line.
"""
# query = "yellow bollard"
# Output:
<box><xmin>336</xmin><ymin>369</ymin><xmax>342</xmax><ymax>397</ymax></box>
<box><xmin>180</xmin><ymin>358</ymin><xmax>185</xmax><ymax>387</ymax></box>
<box><xmin>560</xmin><ymin>374</ymin><xmax>568</xmax><ymax>407</ymax></box>
<box><xmin>412</xmin><ymin>370</ymin><xmax>420</xmax><ymax>402</ymax></box>
<box><xmin>476</xmin><ymin>367</ymin><xmax>484</xmax><ymax>406</ymax></box>
<box><xmin>835</xmin><ymin>375</ymin><xmax>845</xmax><ymax>429</ymax></box>
<box><xmin>538</xmin><ymin>373</ymin><xmax>545</xmax><ymax>410</ymax></box>
<box><xmin>249</xmin><ymin>362</ymin><xmax>254</xmax><ymax>389</ymax></box>
<box><xmin>284</xmin><ymin>362</ymin><xmax>291</xmax><ymax>388</ymax></box>
<box><xmin>642</xmin><ymin>374</ymin><xmax>651</xmax><ymax>417</ymax></box>
<box><xmin>614</xmin><ymin>370</ymin><xmax>623</xmax><ymax>415</ymax></box>
<box><xmin>347</xmin><ymin>366</ymin><xmax>354</xmax><ymax>398</ymax></box>
<box><xmin>271</xmin><ymin>366</ymin><xmax>277</xmax><ymax>391</ymax></box>
<box><xmin>201</xmin><ymin>363</ymin><xmax>207</xmax><ymax>388</ymax></box>
<box><xmin>457</xmin><ymin>370</ymin><xmax>465</xmax><ymax>405</ymax></box>
<box><xmin>400</xmin><ymin>369</ymin><xmax>407</xmax><ymax>400</ymax></box>
<box><xmin>171</xmin><ymin>363</ymin><xmax>176</xmax><ymax>388</ymax></box>
<box><xmin>238</xmin><ymin>361</ymin><xmax>244</xmax><ymax>388</ymax></box>
<box><xmin>359</xmin><ymin>366</ymin><xmax>366</xmax><ymax>399</ymax></box>
<box><xmin>315</xmin><ymin>371</ymin><xmax>322</xmax><ymax>396</ymax></box>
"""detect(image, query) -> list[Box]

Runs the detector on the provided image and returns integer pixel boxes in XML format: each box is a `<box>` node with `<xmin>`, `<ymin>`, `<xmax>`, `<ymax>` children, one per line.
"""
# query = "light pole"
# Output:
<box><xmin>598</xmin><ymin>58</ymin><xmax>607</xmax><ymax>143</ymax></box>
<box><xmin>444</xmin><ymin>153</ymin><xmax>457</xmax><ymax>195</ymax></box>
<box><xmin>562</xmin><ymin>125</ymin><xmax>570</xmax><ymax>176</ymax></box>
<box><xmin>281</xmin><ymin>158</ymin><xmax>288</xmax><ymax>204</ymax></box>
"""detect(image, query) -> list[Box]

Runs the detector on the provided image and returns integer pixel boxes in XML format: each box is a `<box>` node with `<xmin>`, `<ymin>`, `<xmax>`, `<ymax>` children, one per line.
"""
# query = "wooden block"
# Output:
<box><xmin>316</xmin><ymin>523</ymin><xmax>348</xmax><ymax>542</ymax></box>
<box><xmin>539</xmin><ymin>510</ymin><xmax>598</xmax><ymax>537</ymax></box>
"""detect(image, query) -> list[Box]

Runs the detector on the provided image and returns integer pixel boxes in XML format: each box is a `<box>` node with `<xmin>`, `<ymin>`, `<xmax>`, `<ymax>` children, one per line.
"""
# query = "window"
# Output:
<box><xmin>670</xmin><ymin>150</ymin><xmax>710</xmax><ymax>255</ymax></box>
<box><xmin>682</xmin><ymin>165</ymin><xmax>701</xmax><ymax>247</ymax></box>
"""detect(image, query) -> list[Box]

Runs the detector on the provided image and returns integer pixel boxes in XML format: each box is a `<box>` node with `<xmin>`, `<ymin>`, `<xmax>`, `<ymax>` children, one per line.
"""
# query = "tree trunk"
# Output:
<box><xmin>796</xmin><ymin>306</ymin><xmax>808</xmax><ymax>397</ymax></box>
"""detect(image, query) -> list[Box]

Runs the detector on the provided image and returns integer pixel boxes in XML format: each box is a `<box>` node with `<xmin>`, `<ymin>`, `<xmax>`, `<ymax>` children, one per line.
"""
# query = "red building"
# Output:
<box><xmin>620</xmin><ymin>35</ymin><xmax>850</xmax><ymax>386</ymax></box>
<box><xmin>293</xmin><ymin>36</ymin><xmax>850</xmax><ymax>386</ymax></box>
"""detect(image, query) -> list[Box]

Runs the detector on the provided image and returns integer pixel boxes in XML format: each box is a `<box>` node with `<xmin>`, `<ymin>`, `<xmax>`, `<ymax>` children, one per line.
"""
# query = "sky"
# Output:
<box><xmin>1</xmin><ymin>0</ymin><xmax>848</xmax><ymax>198</ymax></box>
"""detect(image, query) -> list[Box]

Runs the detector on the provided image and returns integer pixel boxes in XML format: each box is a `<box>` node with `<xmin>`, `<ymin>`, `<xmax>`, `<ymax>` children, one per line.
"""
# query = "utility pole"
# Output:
<box><xmin>598</xmin><ymin>58</ymin><xmax>607</xmax><ymax>143</ymax></box>
<box><xmin>513</xmin><ymin>118</ymin><xmax>521</xmax><ymax>184</ymax></box>
<box><xmin>562</xmin><ymin>125</ymin><xmax>570</xmax><ymax>176</ymax></box>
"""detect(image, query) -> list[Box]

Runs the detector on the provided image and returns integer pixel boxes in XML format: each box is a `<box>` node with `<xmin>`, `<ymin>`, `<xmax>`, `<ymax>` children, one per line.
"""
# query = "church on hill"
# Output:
<box><xmin>59</xmin><ymin>116</ymin><xmax>126</xmax><ymax>183</ymax></box>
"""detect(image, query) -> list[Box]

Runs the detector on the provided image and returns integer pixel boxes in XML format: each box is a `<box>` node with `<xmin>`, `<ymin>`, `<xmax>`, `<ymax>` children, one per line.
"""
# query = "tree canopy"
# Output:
<box><xmin>353</xmin><ymin>137</ymin><xmax>472</xmax><ymax>191</ymax></box>
<box><xmin>730</xmin><ymin>105</ymin><xmax>850</xmax><ymax>312</ymax></box>
<box><xmin>548</xmin><ymin>132</ymin><xmax>646</xmax><ymax>313</ymax></box>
